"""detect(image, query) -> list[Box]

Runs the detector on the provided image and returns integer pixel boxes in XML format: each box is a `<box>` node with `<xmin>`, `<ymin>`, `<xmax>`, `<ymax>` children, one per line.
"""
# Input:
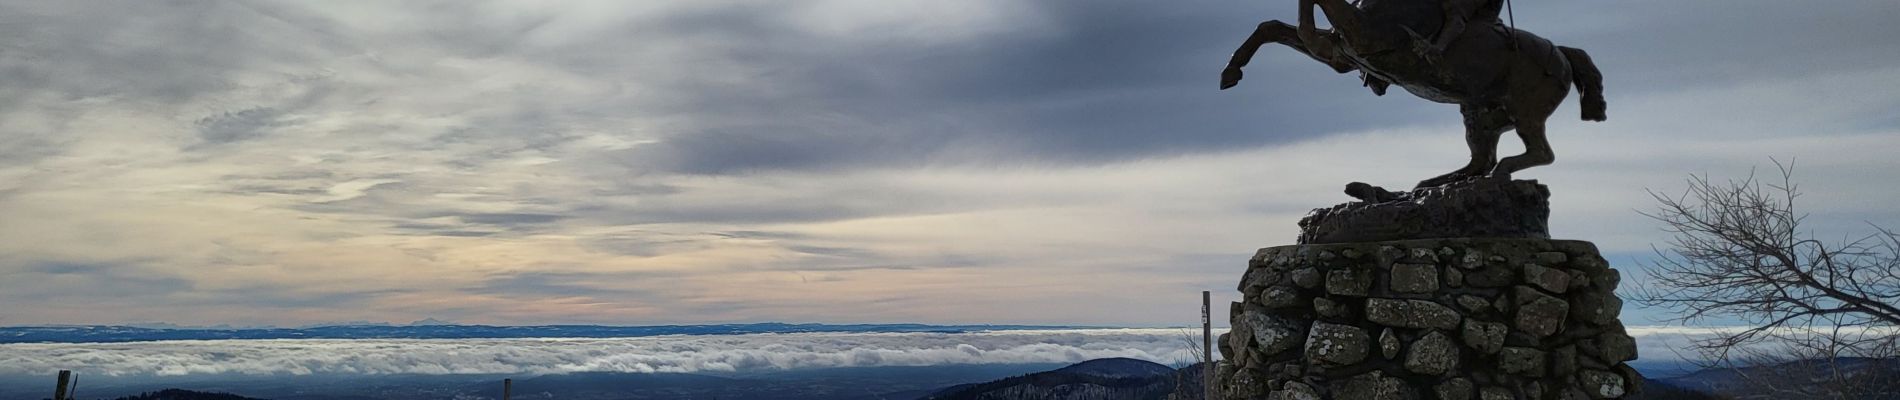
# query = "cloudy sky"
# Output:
<box><xmin>1</xmin><ymin>0</ymin><xmax>1896</xmax><ymax>327</ymax></box>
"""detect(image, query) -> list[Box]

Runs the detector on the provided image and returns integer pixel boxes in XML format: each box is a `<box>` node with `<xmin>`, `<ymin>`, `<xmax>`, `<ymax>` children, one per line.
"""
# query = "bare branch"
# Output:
<box><xmin>1633</xmin><ymin>162</ymin><xmax>1899</xmax><ymax>398</ymax></box>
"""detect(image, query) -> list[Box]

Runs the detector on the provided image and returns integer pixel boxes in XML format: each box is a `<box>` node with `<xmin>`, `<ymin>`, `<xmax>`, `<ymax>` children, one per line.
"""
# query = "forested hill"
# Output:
<box><xmin>88</xmin><ymin>389</ymin><xmax>263</xmax><ymax>400</ymax></box>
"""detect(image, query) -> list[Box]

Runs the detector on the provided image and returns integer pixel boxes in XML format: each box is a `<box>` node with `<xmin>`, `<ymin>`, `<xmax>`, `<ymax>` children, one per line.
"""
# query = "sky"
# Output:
<box><xmin>0</xmin><ymin>0</ymin><xmax>1897</xmax><ymax>327</ymax></box>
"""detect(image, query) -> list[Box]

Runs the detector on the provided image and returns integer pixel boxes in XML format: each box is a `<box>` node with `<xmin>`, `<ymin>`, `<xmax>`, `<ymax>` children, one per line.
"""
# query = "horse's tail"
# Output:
<box><xmin>1559</xmin><ymin>45</ymin><xmax>1606</xmax><ymax>122</ymax></box>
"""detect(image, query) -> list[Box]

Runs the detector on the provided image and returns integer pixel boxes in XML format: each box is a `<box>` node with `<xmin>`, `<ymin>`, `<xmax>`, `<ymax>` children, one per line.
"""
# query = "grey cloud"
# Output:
<box><xmin>391</xmin><ymin>223</ymin><xmax>499</xmax><ymax>238</ymax></box>
<box><xmin>0</xmin><ymin>1</ymin><xmax>352</xmax><ymax>102</ymax></box>
<box><xmin>2</xmin><ymin>261</ymin><xmax>194</xmax><ymax>300</ymax></box>
<box><xmin>476</xmin><ymin>272</ymin><xmax>640</xmax><ymax>299</ymax></box>
<box><xmin>199</xmin><ymin>286</ymin><xmax>404</xmax><ymax>309</ymax></box>
<box><xmin>194</xmin><ymin>107</ymin><xmax>285</xmax><ymax>145</ymax></box>
<box><xmin>454</xmin><ymin>213</ymin><xmax>567</xmax><ymax>226</ymax></box>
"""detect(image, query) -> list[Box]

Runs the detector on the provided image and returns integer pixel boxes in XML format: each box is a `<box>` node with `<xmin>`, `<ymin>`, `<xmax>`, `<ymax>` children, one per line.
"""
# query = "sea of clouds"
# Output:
<box><xmin>0</xmin><ymin>327</ymin><xmax>1772</xmax><ymax>377</ymax></box>
<box><xmin>0</xmin><ymin>329</ymin><xmax>1207</xmax><ymax>377</ymax></box>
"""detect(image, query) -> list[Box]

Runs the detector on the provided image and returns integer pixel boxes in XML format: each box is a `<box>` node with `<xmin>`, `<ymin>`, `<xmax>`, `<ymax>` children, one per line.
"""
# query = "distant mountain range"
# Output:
<box><xmin>922</xmin><ymin>358</ymin><xmax>1195</xmax><ymax>400</ymax></box>
<box><xmin>0</xmin><ymin>323</ymin><xmax>1084</xmax><ymax>343</ymax></box>
<box><xmin>101</xmin><ymin>389</ymin><xmax>265</xmax><ymax>400</ymax></box>
<box><xmin>1652</xmin><ymin>357</ymin><xmax>1900</xmax><ymax>399</ymax></box>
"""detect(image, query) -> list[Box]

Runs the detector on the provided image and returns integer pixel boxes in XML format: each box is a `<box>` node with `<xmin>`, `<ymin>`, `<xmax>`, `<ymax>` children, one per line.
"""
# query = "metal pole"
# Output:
<box><xmin>67</xmin><ymin>374</ymin><xmax>78</xmax><ymax>400</ymax></box>
<box><xmin>502</xmin><ymin>378</ymin><xmax>512</xmax><ymax>400</ymax></box>
<box><xmin>1203</xmin><ymin>290</ymin><xmax>1213</xmax><ymax>400</ymax></box>
<box><xmin>52</xmin><ymin>370</ymin><xmax>71</xmax><ymax>400</ymax></box>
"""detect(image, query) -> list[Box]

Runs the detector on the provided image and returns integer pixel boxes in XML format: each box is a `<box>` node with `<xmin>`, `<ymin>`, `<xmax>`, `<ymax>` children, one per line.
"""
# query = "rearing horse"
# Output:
<box><xmin>1221</xmin><ymin>0</ymin><xmax>1606</xmax><ymax>188</ymax></box>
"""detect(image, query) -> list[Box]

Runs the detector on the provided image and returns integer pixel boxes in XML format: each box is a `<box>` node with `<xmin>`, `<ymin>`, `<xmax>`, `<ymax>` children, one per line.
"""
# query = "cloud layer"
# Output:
<box><xmin>0</xmin><ymin>329</ymin><xmax>1206</xmax><ymax>377</ymax></box>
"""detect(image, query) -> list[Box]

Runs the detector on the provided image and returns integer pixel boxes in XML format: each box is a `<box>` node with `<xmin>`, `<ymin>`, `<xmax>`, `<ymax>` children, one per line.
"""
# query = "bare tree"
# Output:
<box><xmin>1170</xmin><ymin>328</ymin><xmax>1209</xmax><ymax>400</ymax></box>
<box><xmin>1632</xmin><ymin>161</ymin><xmax>1900</xmax><ymax>399</ymax></box>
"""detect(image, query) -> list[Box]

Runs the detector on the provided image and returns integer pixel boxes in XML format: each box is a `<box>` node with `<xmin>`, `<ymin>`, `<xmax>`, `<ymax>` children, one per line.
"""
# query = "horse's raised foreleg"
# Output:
<box><xmin>1418</xmin><ymin>104</ymin><xmax>1511</xmax><ymax>188</ymax></box>
<box><xmin>1222</xmin><ymin>20</ymin><xmax>1357</xmax><ymax>89</ymax></box>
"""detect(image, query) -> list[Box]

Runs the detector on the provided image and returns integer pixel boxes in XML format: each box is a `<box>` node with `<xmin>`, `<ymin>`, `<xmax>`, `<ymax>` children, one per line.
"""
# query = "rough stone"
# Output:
<box><xmin>1616</xmin><ymin>364</ymin><xmax>1644</xmax><ymax>395</ymax></box>
<box><xmin>1444</xmin><ymin>267</ymin><xmax>1464</xmax><ymax>288</ymax></box>
<box><xmin>1581</xmin><ymin>369</ymin><xmax>1627</xmax><ymax>399</ymax></box>
<box><xmin>1514</xmin><ymin>286</ymin><xmax>1570</xmax><ymax>337</ymax></box>
<box><xmin>1379</xmin><ymin>328</ymin><xmax>1401</xmax><ymax>359</ymax></box>
<box><xmin>1410</xmin><ymin>247</ymin><xmax>1440</xmax><ymax>263</ymax></box>
<box><xmin>1535</xmin><ymin>251</ymin><xmax>1570</xmax><ymax>265</ymax></box>
<box><xmin>1404</xmin><ymin>331</ymin><xmax>1459</xmax><ymax>375</ymax></box>
<box><xmin>1391</xmin><ymin>263</ymin><xmax>1441</xmax><ymax>293</ymax></box>
<box><xmin>1366</xmin><ymin>298</ymin><xmax>1461</xmax><ymax>329</ymax></box>
<box><xmin>1239</xmin><ymin>312</ymin><xmax>1305</xmax><ymax>356</ymax></box>
<box><xmin>1500</xmin><ymin>347</ymin><xmax>1547</xmax><ymax>377</ymax></box>
<box><xmin>1224</xmin><ymin>367</ymin><xmax>1269</xmax><ymax>400</ymax></box>
<box><xmin>1240</xmin><ymin>265</ymin><xmax>1282</xmax><ymax>292</ymax></box>
<box><xmin>1552</xmin><ymin>345</ymin><xmax>1579</xmax><ymax>376</ymax></box>
<box><xmin>1598</xmin><ymin>332</ymin><xmax>1637</xmax><ymax>362</ymax></box>
<box><xmin>1332</xmin><ymin>371</ymin><xmax>1410</xmax><ymax>400</ymax></box>
<box><xmin>1522</xmin><ymin>263</ymin><xmax>1571</xmax><ymax>294</ymax></box>
<box><xmin>1567</xmin><ymin>270</ymin><xmax>1591</xmax><ymax>291</ymax></box>
<box><xmin>1377</xmin><ymin>246</ymin><xmax>1406</xmax><ymax>266</ymax></box>
<box><xmin>1436</xmin><ymin>377</ymin><xmax>1473</xmax><ymax>400</ymax></box>
<box><xmin>1290</xmin><ymin>267</ymin><xmax>1322</xmax><ymax>288</ymax></box>
<box><xmin>1571</xmin><ymin>292</ymin><xmax>1624</xmax><ymax>326</ymax></box>
<box><xmin>1271</xmin><ymin>381</ymin><xmax>1320</xmax><ymax>400</ymax></box>
<box><xmin>1459</xmin><ymin>250</ymin><xmax>1486</xmax><ymax>269</ymax></box>
<box><xmin>1314</xmin><ymin>297</ymin><xmax>1350</xmax><ymax>319</ymax></box>
<box><xmin>1456</xmin><ymin>295</ymin><xmax>1492</xmax><ymax>313</ymax></box>
<box><xmin>1589</xmin><ymin>268</ymin><xmax>1621</xmax><ymax>291</ymax></box>
<box><xmin>1465</xmin><ymin>263</ymin><xmax>1517</xmax><ymax>287</ymax></box>
<box><xmin>1218</xmin><ymin>332</ymin><xmax>1234</xmax><ymax>360</ymax></box>
<box><xmin>1461</xmin><ymin>320</ymin><xmax>1508</xmax><ymax>354</ymax></box>
<box><xmin>1560</xmin><ymin>387</ymin><xmax>1590</xmax><ymax>400</ymax></box>
<box><xmin>1261</xmin><ymin>286</ymin><xmax>1305</xmax><ymax>308</ymax></box>
<box><xmin>1479</xmin><ymin>386</ymin><xmax>1513</xmax><ymax>400</ymax></box>
<box><xmin>1326</xmin><ymin>268</ymin><xmax>1372</xmax><ymax>296</ymax></box>
<box><xmin>1305</xmin><ymin>322</ymin><xmax>1370</xmax><ymax>366</ymax></box>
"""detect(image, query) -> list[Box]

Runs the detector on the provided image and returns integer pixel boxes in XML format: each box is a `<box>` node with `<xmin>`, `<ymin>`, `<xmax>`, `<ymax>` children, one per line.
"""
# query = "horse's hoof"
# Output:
<box><xmin>1219</xmin><ymin>68</ymin><xmax>1243</xmax><ymax>90</ymax></box>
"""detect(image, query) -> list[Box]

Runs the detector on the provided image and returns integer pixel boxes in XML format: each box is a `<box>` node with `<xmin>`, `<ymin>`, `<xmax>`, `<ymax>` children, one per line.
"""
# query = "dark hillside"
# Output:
<box><xmin>103</xmin><ymin>389</ymin><xmax>266</xmax><ymax>400</ymax></box>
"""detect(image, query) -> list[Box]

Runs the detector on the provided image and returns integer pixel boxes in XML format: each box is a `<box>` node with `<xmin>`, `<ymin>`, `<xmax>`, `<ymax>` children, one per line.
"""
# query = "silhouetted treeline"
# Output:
<box><xmin>96</xmin><ymin>389</ymin><xmax>263</xmax><ymax>400</ymax></box>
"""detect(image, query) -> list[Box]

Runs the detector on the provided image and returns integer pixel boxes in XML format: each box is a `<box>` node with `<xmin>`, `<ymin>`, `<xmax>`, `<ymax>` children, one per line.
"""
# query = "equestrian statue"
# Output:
<box><xmin>1220</xmin><ymin>0</ymin><xmax>1606</xmax><ymax>189</ymax></box>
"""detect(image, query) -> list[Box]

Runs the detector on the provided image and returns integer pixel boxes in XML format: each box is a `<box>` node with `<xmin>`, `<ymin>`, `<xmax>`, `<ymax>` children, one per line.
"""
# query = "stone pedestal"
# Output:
<box><xmin>1300</xmin><ymin>179</ymin><xmax>1551</xmax><ymax>245</ymax></box>
<box><xmin>1215</xmin><ymin>238</ymin><xmax>1641</xmax><ymax>400</ymax></box>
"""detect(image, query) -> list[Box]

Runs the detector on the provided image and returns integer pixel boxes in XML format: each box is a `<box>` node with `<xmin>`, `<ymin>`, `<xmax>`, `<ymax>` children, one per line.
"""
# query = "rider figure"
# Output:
<box><xmin>1421</xmin><ymin>0</ymin><xmax>1504</xmax><ymax>58</ymax></box>
<box><xmin>1370</xmin><ymin>0</ymin><xmax>1507</xmax><ymax>96</ymax></box>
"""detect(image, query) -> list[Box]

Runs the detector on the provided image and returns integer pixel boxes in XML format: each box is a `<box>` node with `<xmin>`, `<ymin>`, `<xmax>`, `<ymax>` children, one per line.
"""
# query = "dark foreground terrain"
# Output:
<box><xmin>17</xmin><ymin>358</ymin><xmax>1772</xmax><ymax>400</ymax></box>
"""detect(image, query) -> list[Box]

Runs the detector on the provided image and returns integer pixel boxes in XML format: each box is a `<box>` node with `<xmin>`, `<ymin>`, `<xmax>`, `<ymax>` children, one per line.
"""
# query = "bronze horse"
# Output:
<box><xmin>1221</xmin><ymin>0</ymin><xmax>1605</xmax><ymax>188</ymax></box>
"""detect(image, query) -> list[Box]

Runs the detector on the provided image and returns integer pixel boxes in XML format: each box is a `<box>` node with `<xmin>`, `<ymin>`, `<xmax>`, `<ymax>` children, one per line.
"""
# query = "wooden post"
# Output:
<box><xmin>52</xmin><ymin>370</ymin><xmax>71</xmax><ymax>400</ymax></box>
<box><xmin>502</xmin><ymin>378</ymin><xmax>512</xmax><ymax>400</ymax></box>
<box><xmin>1202</xmin><ymin>290</ymin><xmax>1214</xmax><ymax>400</ymax></box>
